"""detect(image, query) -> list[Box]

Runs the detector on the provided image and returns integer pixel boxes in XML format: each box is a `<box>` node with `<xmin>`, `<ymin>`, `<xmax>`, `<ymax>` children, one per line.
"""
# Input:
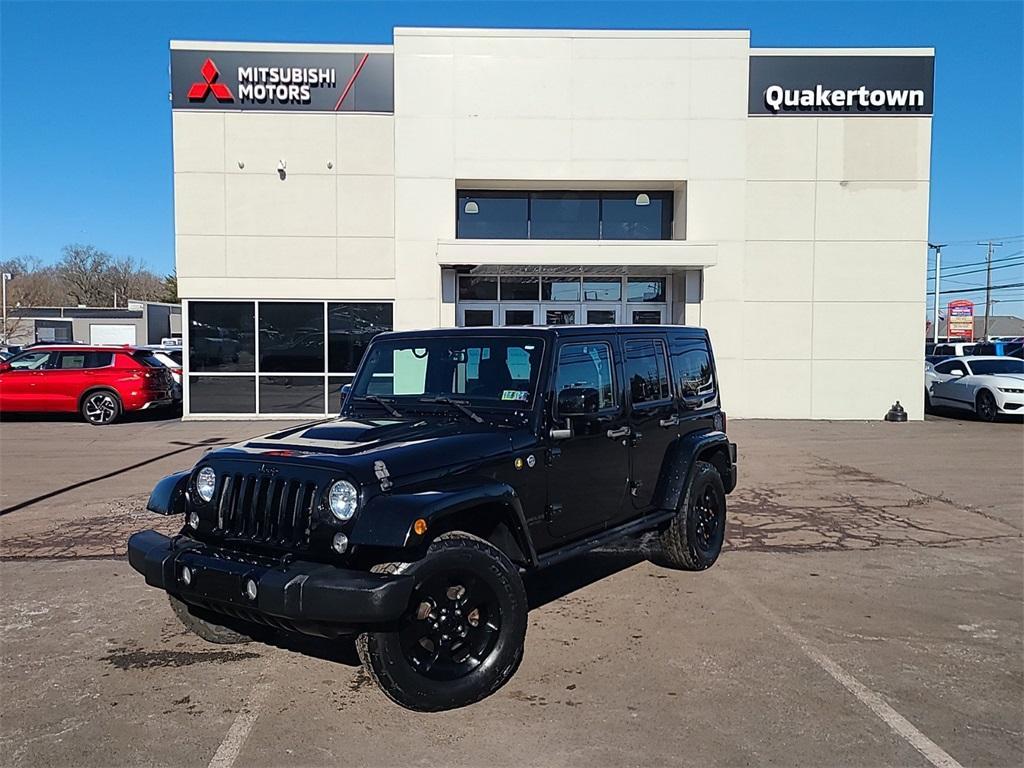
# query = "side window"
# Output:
<box><xmin>935</xmin><ymin>360</ymin><xmax>966</xmax><ymax>376</ymax></box>
<box><xmin>671</xmin><ymin>342</ymin><xmax>717</xmax><ymax>408</ymax></box>
<box><xmin>57</xmin><ymin>352</ymin><xmax>114</xmax><ymax>369</ymax></box>
<box><xmin>555</xmin><ymin>342</ymin><xmax>616</xmax><ymax>411</ymax></box>
<box><xmin>623</xmin><ymin>338</ymin><xmax>670</xmax><ymax>405</ymax></box>
<box><xmin>7</xmin><ymin>351</ymin><xmax>53</xmax><ymax>370</ymax></box>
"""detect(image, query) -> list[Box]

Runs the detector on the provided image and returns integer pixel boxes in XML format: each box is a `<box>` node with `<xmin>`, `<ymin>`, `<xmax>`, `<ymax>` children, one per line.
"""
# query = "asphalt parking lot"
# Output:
<box><xmin>1</xmin><ymin>414</ymin><xmax>1021</xmax><ymax>767</ymax></box>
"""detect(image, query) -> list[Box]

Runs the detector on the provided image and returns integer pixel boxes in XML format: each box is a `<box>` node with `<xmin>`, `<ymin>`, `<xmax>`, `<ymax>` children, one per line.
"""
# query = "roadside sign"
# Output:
<box><xmin>947</xmin><ymin>299</ymin><xmax>974</xmax><ymax>340</ymax></box>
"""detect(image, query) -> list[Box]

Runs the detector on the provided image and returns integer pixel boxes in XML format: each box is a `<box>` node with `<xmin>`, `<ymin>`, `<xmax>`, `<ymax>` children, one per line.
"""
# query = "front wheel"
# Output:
<box><xmin>81</xmin><ymin>390</ymin><xmax>122</xmax><ymax>425</ymax></box>
<box><xmin>976</xmin><ymin>390</ymin><xmax>998</xmax><ymax>422</ymax></box>
<box><xmin>357</xmin><ymin>532</ymin><xmax>527</xmax><ymax>712</ymax></box>
<box><xmin>658</xmin><ymin>461</ymin><xmax>727</xmax><ymax>571</ymax></box>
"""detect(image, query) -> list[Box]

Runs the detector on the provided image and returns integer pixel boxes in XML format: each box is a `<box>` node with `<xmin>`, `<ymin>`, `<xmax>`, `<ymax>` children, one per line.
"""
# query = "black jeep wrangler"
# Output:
<box><xmin>128</xmin><ymin>325</ymin><xmax>736</xmax><ymax>711</ymax></box>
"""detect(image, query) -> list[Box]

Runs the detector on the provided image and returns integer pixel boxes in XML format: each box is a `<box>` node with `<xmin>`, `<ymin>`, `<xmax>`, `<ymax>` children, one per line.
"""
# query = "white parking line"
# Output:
<box><xmin>723</xmin><ymin>575</ymin><xmax>964</xmax><ymax>768</ymax></box>
<box><xmin>207</xmin><ymin>673</ymin><xmax>273</xmax><ymax>768</ymax></box>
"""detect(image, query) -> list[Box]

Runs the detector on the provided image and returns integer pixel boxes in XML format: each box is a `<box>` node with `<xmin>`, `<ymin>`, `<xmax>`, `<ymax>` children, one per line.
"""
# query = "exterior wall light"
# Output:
<box><xmin>635</xmin><ymin>193</ymin><xmax>651</xmax><ymax>206</ymax></box>
<box><xmin>464</xmin><ymin>200</ymin><xmax>479</xmax><ymax>214</ymax></box>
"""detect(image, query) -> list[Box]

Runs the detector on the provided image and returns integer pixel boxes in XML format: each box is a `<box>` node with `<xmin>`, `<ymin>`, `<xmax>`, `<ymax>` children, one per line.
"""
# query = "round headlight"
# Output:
<box><xmin>196</xmin><ymin>467</ymin><xmax>217</xmax><ymax>503</ymax></box>
<box><xmin>328</xmin><ymin>480</ymin><xmax>358</xmax><ymax>521</ymax></box>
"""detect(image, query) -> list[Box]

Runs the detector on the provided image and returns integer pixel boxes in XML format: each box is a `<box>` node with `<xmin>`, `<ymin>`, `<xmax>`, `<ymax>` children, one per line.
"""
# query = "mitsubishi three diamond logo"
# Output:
<box><xmin>187</xmin><ymin>58</ymin><xmax>234</xmax><ymax>103</ymax></box>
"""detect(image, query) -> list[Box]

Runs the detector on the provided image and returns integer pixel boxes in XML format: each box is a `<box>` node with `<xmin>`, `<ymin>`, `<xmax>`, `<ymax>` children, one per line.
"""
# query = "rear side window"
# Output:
<box><xmin>623</xmin><ymin>338</ymin><xmax>670</xmax><ymax>404</ymax></box>
<box><xmin>554</xmin><ymin>342</ymin><xmax>616</xmax><ymax>410</ymax></box>
<box><xmin>132</xmin><ymin>352</ymin><xmax>168</xmax><ymax>368</ymax></box>
<box><xmin>670</xmin><ymin>342</ymin><xmax>717</xmax><ymax>408</ymax></box>
<box><xmin>56</xmin><ymin>352</ymin><xmax>114</xmax><ymax>369</ymax></box>
<box><xmin>6</xmin><ymin>351</ymin><xmax>53</xmax><ymax>370</ymax></box>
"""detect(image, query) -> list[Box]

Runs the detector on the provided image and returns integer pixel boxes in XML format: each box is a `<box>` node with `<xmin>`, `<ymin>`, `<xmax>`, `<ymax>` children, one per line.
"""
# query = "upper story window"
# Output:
<box><xmin>457</xmin><ymin>190</ymin><xmax>673</xmax><ymax>240</ymax></box>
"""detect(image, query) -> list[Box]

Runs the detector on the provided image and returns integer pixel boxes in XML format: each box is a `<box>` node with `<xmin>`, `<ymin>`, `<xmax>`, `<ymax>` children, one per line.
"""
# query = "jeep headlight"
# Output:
<box><xmin>196</xmin><ymin>467</ymin><xmax>217</xmax><ymax>503</ymax></box>
<box><xmin>328</xmin><ymin>480</ymin><xmax>358</xmax><ymax>521</ymax></box>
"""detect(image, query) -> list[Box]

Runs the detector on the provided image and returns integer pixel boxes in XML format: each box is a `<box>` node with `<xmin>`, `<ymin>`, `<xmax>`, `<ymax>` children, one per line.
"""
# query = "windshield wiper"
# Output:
<box><xmin>355</xmin><ymin>395</ymin><xmax>403</xmax><ymax>418</ymax></box>
<box><xmin>418</xmin><ymin>396</ymin><xmax>484</xmax><ymax>423</ymax></box>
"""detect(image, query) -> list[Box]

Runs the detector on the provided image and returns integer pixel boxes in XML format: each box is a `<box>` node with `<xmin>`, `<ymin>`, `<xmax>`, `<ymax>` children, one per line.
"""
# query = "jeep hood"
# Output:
<box><xmin>208</xmin><ymin>417</ymin><xmax>516</xmax><ymax>485</ymax></box>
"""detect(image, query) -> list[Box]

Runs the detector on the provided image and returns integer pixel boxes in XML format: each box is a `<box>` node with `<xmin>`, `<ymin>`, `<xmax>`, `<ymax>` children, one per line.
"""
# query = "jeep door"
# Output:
<box><xmin>621</xmin><ymin>335</ymin><xmax>677</xmax><ymax>514</ymax></box>
<box><xmin>546</xmin><ymin>336</ymin><xmax>628</xmax><ymax>539</ymax></box>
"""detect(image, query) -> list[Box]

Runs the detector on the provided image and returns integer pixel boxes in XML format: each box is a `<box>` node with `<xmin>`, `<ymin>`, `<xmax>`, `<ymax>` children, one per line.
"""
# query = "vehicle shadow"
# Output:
<box><xmin>0</xmin><ymin>406</ymin><xmax>182</xmax><ymax>425</ymax></box>
<box><xmin>266</xmin><ymin>536</ymin><xmax>652</xmax><ymax>669</ymax></box>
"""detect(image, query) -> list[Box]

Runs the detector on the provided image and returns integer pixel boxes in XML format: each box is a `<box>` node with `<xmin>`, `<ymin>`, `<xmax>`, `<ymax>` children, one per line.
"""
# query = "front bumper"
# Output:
<box><xmin>127</xmin><ymin>530</ymin><xmax>414</xmax><ymax>636</ymax></box>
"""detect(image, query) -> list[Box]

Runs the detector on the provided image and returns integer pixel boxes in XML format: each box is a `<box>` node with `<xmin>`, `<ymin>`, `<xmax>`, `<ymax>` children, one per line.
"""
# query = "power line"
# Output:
<box><xmin>937</xmin><ymin>281</ymin><xmax>1022</xmax><ymax>296</ymax></box>
<box><xmin>932</xmin><ymin>233</ymin><xmax>1023</xmax><ymax>246</ymax></box>
<box><xmin>927</xmin><ymin>250</ymin><xmax>1023</xmax><ymax>274</ymax></box>
<box><xmin>929</xmin><ymin>257</ymin><xmax>1024</xmax><ymax>281</ymax></box>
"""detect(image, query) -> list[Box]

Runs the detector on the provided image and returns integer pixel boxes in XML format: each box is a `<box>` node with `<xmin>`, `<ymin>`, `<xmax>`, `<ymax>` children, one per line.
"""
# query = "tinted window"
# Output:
<box><xmin>189</xmin><ymin>376</ymin><xmax>256</xmax><ymax>413</ymax></box>
<box><xmin>601</xmin><ymin>193</ymin><xmax>672</xmax><ymax>239</ymax></box>
<box><xmin>457</xmin><ymin>193</ymin><xmax>528</xmax><ymax>239</ymax></box>
<box><xmin>499</xmin><ymin>276</ymin><xmax>539</xmax><ymax>301</ymax></box>
<box><xmin>935</xmin><ymin>360</ymin><xmax>967</xmax><ymax>375</ymax></box>
<box><xmin>627</xmin><ymin>278</ymin><xmax>666</xmax><ymax>302</ymax></box>
<box><xmin>969</xmin><ymin>359</ymin><xmax>1024</xmax><ymax>375</ymax></box>
<box><xmin>6</xmin><ymin>351</ymin><xmax>53</xmax><ymax>370</ymax></box>
<box><xmin>57</xmin><ymin>352</ymin><xmax>114</xmax><ymax>369</ymax></box>
<box><xmin>462</xmin><ymin>309</ymin><xmax>494</xmax><ymax>327</ymax></box>
<box><xmin>259</xmin><ymin>302</ymin><xmax>324</xmax><ymax>373</ymax></box>
<box><xmin>545</xmin><ymin>309</ymin><xmax>577</xmax><ymax>325</ymax></box>
<box><xmin>328</xmin><ymin>303</ymin><xmax>393</xmax><ymax>373</ymax></box>
<box><xmin>671</xmin><ymin>343</ymin><xmax>716</xmax><ymax>407</ymax></box>
<box><xmin>133</xmin><ymin>352</ymin><xmax>169</xmax><ymax>368</ymax></box>
<box><xmin>973</xmin><ymin>343</ymin><xmax>994</xmax><ymax>356</ymax></box>
<box><xmin>632</xmin><ymin>310</ymin><xmax>663</xmax><ymax>325</ymax></box>
<box><xmin>503</xmin><ymin>309</ymin><xmax>535</xmax><ymax>326</ymax></box>
<box><xmin>555</xmin><ymin>342</ymin><xmax>616</xmax><ymax>411</ymax></box>
<box><xmin>458</xmin><ymin>276</ymin><xmax>498</xmax><ymax>301</ymax></box>
<box><xmin>530</xmin><ymin>193</ymin><xmax>600</xmax><ymax>239</ymax></box>
<box><xmin>624</xmin><ymin>339</ymin><xmax>670</xmax><ymax>404</ymax></box>
<box><xmin>189</xmin><ymin>302</ymin><xmax>255</xmax><ymax>373</ymax></box>
<box><xmin>259</xmin><ymin>376</ymin><xmax>325</xmax><ymax>414</ymax></box>
<box><xmin>587</xmin><ymin>310</ymin><xmax>617</xmax><ymax>324</ymax></box>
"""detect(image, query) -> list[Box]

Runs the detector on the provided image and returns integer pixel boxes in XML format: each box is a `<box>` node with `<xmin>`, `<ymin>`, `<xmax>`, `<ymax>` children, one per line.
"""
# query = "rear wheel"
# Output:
<box><xmin>357</xmin><ymin>532</ymin><xmax>527</xmax><ymax>712</ymax></box>
<box><xmin>658</xmin><ymin>461</ymin><xmax>727</xmax><ymax>571</ymax></box>
<box><xmin>976</xmin><ymin>390</ymin><xmax>998</xmax><ymax>422</ymax></box>
<box><xmin>81</xmin><ymin>390</ymin><xmax>121</xmax><ymax>425</ymax></box>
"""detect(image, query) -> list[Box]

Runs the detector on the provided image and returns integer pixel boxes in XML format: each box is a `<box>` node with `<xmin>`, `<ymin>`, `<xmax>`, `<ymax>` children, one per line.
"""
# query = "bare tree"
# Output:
<box><xmin>57</xmin><ymin>244</ymin><xmax>112</xmax><ymax>306</ymax></box>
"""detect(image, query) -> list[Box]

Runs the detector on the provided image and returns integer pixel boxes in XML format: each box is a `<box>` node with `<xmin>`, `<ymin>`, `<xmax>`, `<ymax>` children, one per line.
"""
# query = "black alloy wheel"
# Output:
<box><xmin>81</xmin><ymin>390</ymin><xmax>121</xmax><ymax>425</ymax></box>
<box><xmin>357</xmin><ymin>532</ymin><xmax>527</xmax><ymax>711</ymax></box>
<box><xmin>693</xmin><ymin>485</ymin><xmax>723</xmax><ymax>555</ymax></box>
<box><xmin>399</xmin><ymin>570</ymin><xmax>500</xmax><ymax>681</ymax></box>
<box><xmin>976</xmin><ymin>390</ymin><xmax>998</xmax><ymax>422</ymax></box>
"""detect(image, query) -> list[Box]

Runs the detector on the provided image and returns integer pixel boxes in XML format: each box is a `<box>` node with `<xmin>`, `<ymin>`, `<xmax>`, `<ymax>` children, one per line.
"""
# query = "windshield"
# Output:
<box><xmin>350</xmin><ymin>336</ymin><xmax>544</xmax><ymax>407</ymax></box>
<box><xmin>969</xmin><ymin>359</ymin><xmax>1024</xmax><ymax>375</ymax></box>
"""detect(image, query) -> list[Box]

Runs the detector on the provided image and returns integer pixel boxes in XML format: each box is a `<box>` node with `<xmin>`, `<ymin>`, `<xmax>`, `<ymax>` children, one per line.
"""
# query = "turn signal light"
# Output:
<box><xmin>413</xmin><ymin>518</ymin><xmax>428</xmax><ymax>536</ymax></box>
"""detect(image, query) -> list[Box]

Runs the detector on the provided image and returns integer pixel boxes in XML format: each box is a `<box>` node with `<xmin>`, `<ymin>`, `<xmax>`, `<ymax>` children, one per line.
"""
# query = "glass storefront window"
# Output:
<box><xmin>458</xmin><ymin>276</ymin><xmax>498</xmax><ymax>301</ymax></box>
<box><xmin>546</xmin><ymin>309</ymin><xmax>576</xmax><ymax>325</ymax></box>
<box><xmin>632</xmin><ymin>310</ymin><xmax>663</xmax><ymax>325</ymax></box>
<box><xmin>189</xmin><ymin>302</ymin><xmax>255</xmax><ymax>373</ymax></box>
<box><xmin>457</xmin><ymin>193</ymin><xmax>528</xmax><ymax>239</ymax></box>
<box><xmin>259</xmin><ymin>376</ymin><xmax>326</xmax><ymax>414</ymax></box>
<box><xmin>601</xmin><ymin>194</ymin><xmax>672</xmax><ymax>239</ymax></box>
<box><xmin>504</xmin><ymin>309</ymin><xmax>535</xmax><ymax>326</ymax></box>
<box><xmin>499</xmin><ymin>276</ymin><xmax>540</xmax><ymax>301</ymax></box>
<box><xmin>462</xmin><ymin>309</ymin><xmax>494</xmax><ymax>327</ymax></box>
<box><xmin>328</xmin><ymin>375</ymin><xmax>355</xmax><ymax>414</ymax></box>
<box><xmin>530</xmin><ymin>193</ymin><xmax>600</xmax><ymax>239</ymax></box>
<box><xmin>587</xmin><ymin>309</ymin><xmax>617</xmax><ymax>324</ymax></box>
<box><xmin>328</xmin><ymin>302</ymin><xmax>393</xmax><ymax>373</ymax></box>
<box><xmin>627</xmin><ymin>278</ymin><xmax>667</xmax><ymax>302</ymax></box>
<box><xmin>542</xmin><ymin>277</ymin><xmax>581</xmax><ymax>301</ymax></box>
<box><xmin>259</xmin><ymin>302</ymin><xmax>325</xmax><ymax>373</ymax></box>
<box><xmin>583</xmin><ymin>278</ymin><xmax>622</xmax><ymax>301</ymax></box>
<box><xmin>189</xmin><ymin>376</ymin><xmax>256</xmax><ymax>413</ymax></box>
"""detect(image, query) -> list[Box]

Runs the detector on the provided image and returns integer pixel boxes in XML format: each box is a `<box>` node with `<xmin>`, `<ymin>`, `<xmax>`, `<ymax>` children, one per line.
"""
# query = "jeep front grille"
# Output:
<box><xmin>214</xmin><ymin>473</ymin><xmax>318</xmax><ymax>549</ymax></box>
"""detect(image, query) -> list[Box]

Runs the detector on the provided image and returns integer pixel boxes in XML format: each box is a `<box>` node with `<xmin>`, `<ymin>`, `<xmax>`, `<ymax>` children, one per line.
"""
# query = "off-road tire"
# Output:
<box><xmin>356</xmin><ymin>532</ymin><xmax>527</xmax><ymax>712</ymax></box>
<box><xmin>975</xmin><ymin>390</ymin><xmax>998</xmax><ymax>422</ymax></box>
<box><xmin>80</xmin><ymin>389</ymin><xmax>122</xmax><ymax>425</ymax></box>
<box><xmin>168</xmin><ymin>594</ymin><xmax>254</xmax><ymax>645</ymax></box>
<box><xmin>658</xmin><ymin>461</ymin><xmax>727</xmax><ymax>571</ymax></box>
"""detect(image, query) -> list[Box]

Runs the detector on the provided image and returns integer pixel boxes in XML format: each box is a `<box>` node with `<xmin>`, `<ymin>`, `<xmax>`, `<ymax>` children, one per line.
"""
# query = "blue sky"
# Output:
<box><xmin>2</xmin><ymin>1</ymin><xmax>1022</xmax><ymax>315</ymax></box>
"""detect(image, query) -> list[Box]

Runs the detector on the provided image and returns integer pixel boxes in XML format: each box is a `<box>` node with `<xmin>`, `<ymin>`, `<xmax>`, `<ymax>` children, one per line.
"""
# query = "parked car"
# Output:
<box><xmin>926</xmin><ymin>356</ymin><xmax>1024</xmax><ymax>421</ymax></box>
<box><xmin>138</xmin><ymin>345</ymin><xmax>183</xmax><ymax>401</ymax></box>
<box><xmin>972</xmin><ymin>341</ymin><xmax>1024</xmax><ymax>359</ymax></box>
<box><xmin>0</xmin><ymin>345</ymin><xmax>175</xmax><ymax>424</ymax></box>
<box><xmin>932</xmin><ymin>342</ymin><xmax>976</xmax><ymax>357</ymax></box>
<box><xmin>128</xmin><ymin>325</ymin><xmax>737</xmax><ymax>711</ymax></box>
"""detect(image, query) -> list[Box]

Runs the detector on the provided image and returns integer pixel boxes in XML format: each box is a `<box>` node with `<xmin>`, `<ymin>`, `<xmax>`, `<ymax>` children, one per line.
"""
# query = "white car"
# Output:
<box><xmin>926</xmin><ymin>356</ymin><xmax>1024</xmax><ymax>421</ymax></box>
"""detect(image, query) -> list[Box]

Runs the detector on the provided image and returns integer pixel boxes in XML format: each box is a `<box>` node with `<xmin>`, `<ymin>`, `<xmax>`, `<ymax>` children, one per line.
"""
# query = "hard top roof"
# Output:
<box><xmin>376</xmin><ymin>324</ymin><xmax>709</xmax><ymax>341</ymax></box>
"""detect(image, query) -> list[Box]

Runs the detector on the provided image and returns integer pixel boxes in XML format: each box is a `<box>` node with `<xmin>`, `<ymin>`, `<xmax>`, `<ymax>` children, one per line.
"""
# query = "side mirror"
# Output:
<box><xmin>339</xmin><ymin>383</ymin><xmax>352</xmax><ymax>412</ymax></box>
<box><xmin>557</xmin><ymin>386</ymin><xmax>599</xmax><ymax>417</ymax></box>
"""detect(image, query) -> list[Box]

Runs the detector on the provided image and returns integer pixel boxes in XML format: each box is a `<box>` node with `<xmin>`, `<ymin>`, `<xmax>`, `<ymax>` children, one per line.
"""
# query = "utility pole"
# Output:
<box><xmin>928</xmin><ymin>243</ymin><xmax>945</xmax><ymax>344</ymax></box>
<box><xmin>1</xmin><ymin>273</ymin><xmax>11</xmax><ymax>344</ymax></box>
<box><xmin>977</xmin><ymin>240</ymin><xmax>1003</xmax><ymax>339</ymax></box>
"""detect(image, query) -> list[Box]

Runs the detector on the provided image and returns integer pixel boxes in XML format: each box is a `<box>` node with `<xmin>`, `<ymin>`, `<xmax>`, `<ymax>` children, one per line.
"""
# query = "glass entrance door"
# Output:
<box><xmin>458</xmin><ymin>304</ymin><xmax>497</xmax><ymax>327</ymax></box>
<box><xmin>501</xmin><ymin>305</ymin><xmax>539</xmax><ymax>326</ymax></box>
<box><xmin>583</xmin><ymin>305</ymin><xmax>620</xmax><ymax>325</ymax></box>
<box><xmin>542</xmin><ymin>305</ymin><xmax>578</xmax><ymax>325</ymax></box>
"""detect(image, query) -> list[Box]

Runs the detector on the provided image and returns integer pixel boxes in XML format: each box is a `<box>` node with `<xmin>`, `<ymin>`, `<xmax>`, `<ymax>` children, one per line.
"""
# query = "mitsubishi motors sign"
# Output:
<box><xmin>749</xmin><ymin>55</ymin><xmax>934</xmax><ymax>116</ymax></box>
<box><xmin>171</xmin><ymin>48</ymin><xmax>393</xmax><ymax>112</ymax></box>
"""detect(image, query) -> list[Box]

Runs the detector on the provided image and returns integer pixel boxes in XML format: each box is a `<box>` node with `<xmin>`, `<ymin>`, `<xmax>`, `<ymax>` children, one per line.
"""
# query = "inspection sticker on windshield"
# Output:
<box><xmin>502</xmin><ymin>390</ymin><xmax>530</xmax><ymax>402</ymax></box>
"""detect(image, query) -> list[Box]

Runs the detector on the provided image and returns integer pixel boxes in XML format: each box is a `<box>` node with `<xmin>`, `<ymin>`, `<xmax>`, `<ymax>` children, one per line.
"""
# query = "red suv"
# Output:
<box><xmin>0</xmin><ymin>345</ymin><xmax>175</xmax><ymax>425</ymax></box>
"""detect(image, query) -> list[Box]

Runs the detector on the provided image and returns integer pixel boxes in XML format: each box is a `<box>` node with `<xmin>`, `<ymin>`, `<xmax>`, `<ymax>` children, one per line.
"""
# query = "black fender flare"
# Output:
<box><xmin>350</xmin><ymin>478</ymin><xmax>538</xmax><ymax>566</ymax></box>
<box><xmin>146</xmin><ymin>470</ymin><xmax>191</xmax><ymax>516</ymax></box>
<box><xmin>658</xmin><ymin>430</ymin><xmax>733</xmax><ymax>512</ymax></box>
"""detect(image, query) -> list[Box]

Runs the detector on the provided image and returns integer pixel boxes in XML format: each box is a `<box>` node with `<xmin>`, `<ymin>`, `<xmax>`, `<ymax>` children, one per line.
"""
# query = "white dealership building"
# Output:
<box><xmin>170</xmin><ymin>27</ymin><xmax>934</xmax><ymax>419</ymax></box>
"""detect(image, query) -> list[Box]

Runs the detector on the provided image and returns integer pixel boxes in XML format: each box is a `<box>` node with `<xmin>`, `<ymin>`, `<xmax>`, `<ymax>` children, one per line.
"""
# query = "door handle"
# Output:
<box><xmin>659</xmin><ymin>416</ymin><xmax>680</xmax><ymax>428</ymax></box>
<box><xmin>606</xmin><ymin>426</ymin><xmax>631</xmax><ymax>439</ymax></box>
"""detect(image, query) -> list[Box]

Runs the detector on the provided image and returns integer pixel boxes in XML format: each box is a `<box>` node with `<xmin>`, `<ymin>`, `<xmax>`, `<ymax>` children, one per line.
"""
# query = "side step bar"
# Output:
<box><xmin>533</xmin><ymin>509</ymin><xmax>676</xmax><ymax>571</ymax></box>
